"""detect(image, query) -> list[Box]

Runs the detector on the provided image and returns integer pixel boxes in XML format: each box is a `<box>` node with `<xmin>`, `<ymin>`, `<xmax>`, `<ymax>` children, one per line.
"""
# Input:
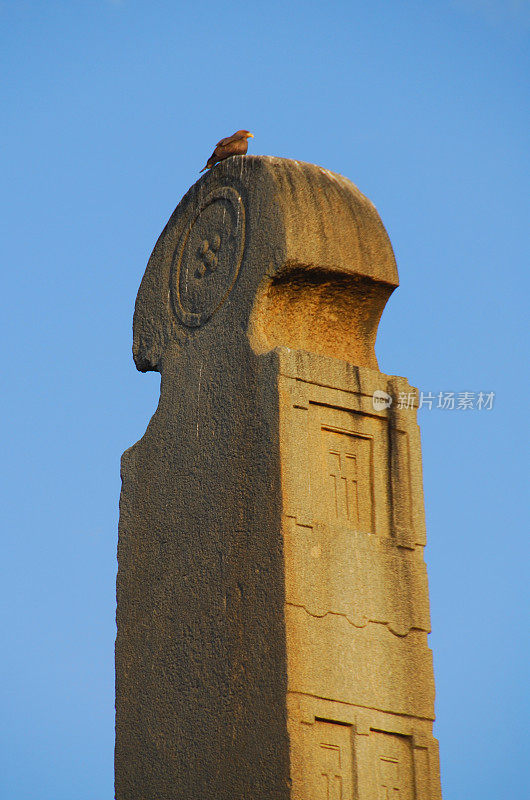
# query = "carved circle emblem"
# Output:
<box><xmin>170</xmin><ymin>187</ymin><xmax>245</xmax><ymax>327</ymax></box>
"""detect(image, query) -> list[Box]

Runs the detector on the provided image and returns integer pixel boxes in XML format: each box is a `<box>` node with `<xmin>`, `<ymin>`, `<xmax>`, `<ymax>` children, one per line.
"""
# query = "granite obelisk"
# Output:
<box><xmin>116</xmin><ymin>156</ymin><xmax>442</xmax><ymax>799</ymax></box>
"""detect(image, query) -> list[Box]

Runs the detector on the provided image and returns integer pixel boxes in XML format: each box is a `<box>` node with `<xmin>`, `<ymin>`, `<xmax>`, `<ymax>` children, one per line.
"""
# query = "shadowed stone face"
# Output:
<box><xmin>170</xmin><ymin>186</ymin><xmax>245</xmax><ymax>327</ymax></box>
<box><xmin>117</xmin><ymin>156</ymin><xmax>442</xmax><ymax>800</ymax></box>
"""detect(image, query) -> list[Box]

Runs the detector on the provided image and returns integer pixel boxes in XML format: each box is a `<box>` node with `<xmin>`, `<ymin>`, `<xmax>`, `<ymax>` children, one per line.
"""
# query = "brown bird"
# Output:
<box><xmin>200</xmin><ymin>130</ymin><xmax>254</xmax><ymax>172</ymax></box>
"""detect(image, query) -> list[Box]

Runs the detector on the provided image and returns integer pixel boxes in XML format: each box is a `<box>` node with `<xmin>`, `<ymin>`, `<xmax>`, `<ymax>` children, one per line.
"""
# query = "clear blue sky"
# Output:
<box><xmin>1</xmin><ymin>1</ymin><xmax>528</xmax><ymax>798</ymax></box>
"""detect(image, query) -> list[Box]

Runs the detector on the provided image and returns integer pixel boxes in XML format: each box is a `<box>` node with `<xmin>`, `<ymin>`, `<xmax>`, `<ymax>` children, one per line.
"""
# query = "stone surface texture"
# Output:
<box><xmin>116</xmin><ymin>155</ymin><xmax>442</xmax><ymax>799</ymax></box>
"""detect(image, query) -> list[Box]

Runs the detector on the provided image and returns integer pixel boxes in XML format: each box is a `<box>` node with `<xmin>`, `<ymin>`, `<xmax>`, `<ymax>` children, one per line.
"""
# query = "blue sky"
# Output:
<box><xmin>1</xmin><ymin>1</ymin><xmax>528</xmax><ymax>798</ymax></box>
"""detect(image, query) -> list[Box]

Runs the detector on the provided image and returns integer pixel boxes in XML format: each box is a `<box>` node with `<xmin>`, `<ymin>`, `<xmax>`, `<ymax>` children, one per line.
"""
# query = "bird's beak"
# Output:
<box><xmin>247</xmin><ymin>133</ymin><xmax>254</xmax><ymax>138</ymax></box>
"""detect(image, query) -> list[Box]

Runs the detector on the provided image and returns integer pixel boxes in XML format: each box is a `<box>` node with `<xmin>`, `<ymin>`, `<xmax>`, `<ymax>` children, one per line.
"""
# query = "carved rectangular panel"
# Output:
<box><xmin>388</xmin><ymin>428</ymin><xmax>414</xmax><ymax>547</ymax></box>
<box><xmin>308</xmin><ymin>404</ymin><xmax>389</xmax><ymax>536</ymax></box>
<box><xmin>313</xmin><ymin>720</ymin><xmax>354</xmax><ymax>800</ymax></box>
<box><xmin>370</xmin><ymin>731</ymin><xmax>414</xmax><ymax>799</ymax></box>
<box><xmin>322</xmin><ymin>427</ymin><xmax>372</xmax><ymax>530</ymax></box>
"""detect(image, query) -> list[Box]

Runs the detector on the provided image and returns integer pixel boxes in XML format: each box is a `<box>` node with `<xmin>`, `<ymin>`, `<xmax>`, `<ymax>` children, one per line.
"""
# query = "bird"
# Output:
<box><xmin>200</xmin><ymin>130</ymin><xmax>254</xmax><ymax>172</ymax></box>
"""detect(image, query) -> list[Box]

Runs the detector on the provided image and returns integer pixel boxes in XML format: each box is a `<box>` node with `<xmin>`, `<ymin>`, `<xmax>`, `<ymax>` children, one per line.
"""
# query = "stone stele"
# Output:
<box><xmin>116</xmin><ymin>155</ymin><xmax>442</xmax><ymax>799</ymax></box>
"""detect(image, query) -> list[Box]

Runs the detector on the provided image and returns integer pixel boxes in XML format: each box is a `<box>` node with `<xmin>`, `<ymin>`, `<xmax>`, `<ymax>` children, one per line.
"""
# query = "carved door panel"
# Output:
<box><xmin>322</xmin><ymin>428</ymin><xmax>372</xmax><ymax>530</ymax></box>
<box><xmin>370</xmin><ymin>731</ymin><xmax>415</xmax><ymax>800</ymax></box>
<box><xmin>308</xmin><ymin>404</ymin><xmax>390</xmax><ymax>538</ymax></box>
<box><xmin>312</xmin><ymin>720</ymin><xmax>354</xmax><ymax>800</ymax></box>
